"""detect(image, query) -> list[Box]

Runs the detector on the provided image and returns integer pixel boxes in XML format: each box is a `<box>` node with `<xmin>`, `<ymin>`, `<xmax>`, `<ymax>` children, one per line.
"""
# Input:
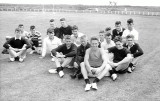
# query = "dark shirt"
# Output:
<box><xmin>51</xmin><ymin>43</ymin><xmax>77</xmax><ymax>57</ymax></box>
<box><xmin>75</xmin><ymin>43</ymin><xmax>90</xmax><ymax>62</ymax></box>
<box><xmin>54</xmin><ymin>27</ymin><xmax>61</xmax><ymax>39</ymax></box>
<box><xmin>59</xmin><ymin>25</ymin><xmax>72</xmax><ymax>39</ymax></box>
<box><xmin>3</xmin><ymin>37</ymin><xmax>31</xmax><ymax>49</ymax></box>
<box><xmin>123</xmin><ymin>43</ymin><xmax>143</xmax><ymax>58</ymax></box>
<box><xmin>108</xmin><ymin>46</ymin><xmax>130</xmax><ymax>62</ymax></box>
<box><xmin>112</xmin><ymin>28</ymin><xmax>125</xmax><ymax>40</ymax></box>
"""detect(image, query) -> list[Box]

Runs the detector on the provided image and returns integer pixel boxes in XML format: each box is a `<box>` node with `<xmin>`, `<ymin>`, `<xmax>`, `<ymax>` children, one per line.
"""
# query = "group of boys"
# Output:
<box><xmin>3</xmin><ymin>18</ymin><xmax>143</xmax><ymax>92</ymax></box>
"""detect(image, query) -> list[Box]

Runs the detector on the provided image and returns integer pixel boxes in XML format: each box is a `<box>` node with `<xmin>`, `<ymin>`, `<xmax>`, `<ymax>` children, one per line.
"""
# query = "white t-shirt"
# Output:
<box><xmin>71</xmin><ymin>32</ymin><xmax>84</xmax><ymax>46</ymax></box>
<box><xmin>42</xmin><ymin>36</ymin><xmax>62</xmax><ymax>57</ymax></box>
<box><xmin>101</xmin><ymin>40</ymin><xmax>115</xmax><ymax>50</ymax></box>
<box><xmin>122</xmin><ymin>28</ymin><xmax>139</xmax><ymax>41</ymax></box>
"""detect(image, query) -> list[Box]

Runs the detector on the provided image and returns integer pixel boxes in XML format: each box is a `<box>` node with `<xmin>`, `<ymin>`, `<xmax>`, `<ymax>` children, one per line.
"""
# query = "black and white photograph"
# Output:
<box><xmin>0</xmin><ymin>0</ymin><xmax>160</xmax><ymax>101</ymax></box>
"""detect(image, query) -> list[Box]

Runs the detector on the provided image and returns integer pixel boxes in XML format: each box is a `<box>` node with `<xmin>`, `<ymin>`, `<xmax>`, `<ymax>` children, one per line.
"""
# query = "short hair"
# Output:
<box><xmin>113</xmin><ymin>36</ymin><xmax>122</xmax><ymax>43</ymax></box>
<box><xmin>127</xmin><ymin>18</ymin><xmax>134</xmax><ymax>24</ymax></box>
<box><xmin>115</xmin><ymin>21</ymin><xmax>121</xmax><ymax>25</ymax></box>
<box><xmin>90</xmin><ymin>36</ymin><xmax>99</xmax><ymax>42</ymax></box>
<box><xmin>50</xmin><ymin>19</ymin><xmax>54</xmax><ymax>22</ymax></box>
<box><xmin>126</xmin><ymin>34</ymin><xmax>134</xmax><ymax>39</ymax></box>
<box><xmin>15</xmin><ymin>28</ymin><xmax>22</xmax><ymax>32</ymax></box>
<box><xmin>47</xmin><ymin>27</ymin><xmax>54</xmax><ymax>33</ymax></box>
<box><xmin>105</xmin><ymin>33</ymin><xmax>112</xmax><ymax>37</ymax></box>
<box><xmin>105</xmin><ymin>27</ymin><xmax>111</xmax><ymax>31</ymax></box>
<box><xmin>99</xmin><ymin>30</ymin><xmax>105</xmax><ymax>33</ymax></box>
<box><xmin>18</xmin><ymin>24</ymin><xmax>23</xmax><ymax>27</ymax></box>
<box><xmin>30</xmin><ymin>25</ymin><xmax>35</xmax><ymax>30</ymax></box>
<box><xmin>80</xmin><ymin>35</ymin><xmax>87</xmax><ymax>40</ymax></box>
<box><xmin>72</xmin><ymin>25</ymin><xmax>78</xmax><ymax>30</ymax></box>
<box><xmin>64</xmin><ymin>35</ymin><xmax>71</xmax><ymax>40</ymax></box>
<box><xmin>60</xmin><ymin>18</ymin><xmax>66</xmax><ymax>21</ymax></box>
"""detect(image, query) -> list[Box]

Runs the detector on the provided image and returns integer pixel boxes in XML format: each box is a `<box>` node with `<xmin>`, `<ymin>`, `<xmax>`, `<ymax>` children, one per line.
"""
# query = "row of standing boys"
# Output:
<box><xmin>2</xmin><ymin>18</ymin><xmax>143</xmax><ymax>92</ymax></box>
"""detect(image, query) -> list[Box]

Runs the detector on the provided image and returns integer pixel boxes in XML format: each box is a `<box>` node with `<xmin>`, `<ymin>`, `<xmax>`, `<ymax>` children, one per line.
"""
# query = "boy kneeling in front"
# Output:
<box><xmin>81</xmin><ymin>36</ymin><xmax>111</xmax><ymax>91</ymax></box>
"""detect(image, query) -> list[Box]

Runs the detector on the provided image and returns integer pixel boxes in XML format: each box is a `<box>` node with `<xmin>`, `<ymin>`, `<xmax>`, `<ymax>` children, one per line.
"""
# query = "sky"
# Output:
<box><xmin>0</xmin><ymin>0</ymin><xmax>160</xmax><ymax>6</ymax></box>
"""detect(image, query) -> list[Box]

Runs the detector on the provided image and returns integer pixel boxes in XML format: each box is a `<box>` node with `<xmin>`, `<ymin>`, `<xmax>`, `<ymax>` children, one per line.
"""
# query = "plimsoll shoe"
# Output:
<box><xmin>9</xmin><ymin>57</ymin><xmax>15</xmax><ymax>62</ymax></box>
<box><xmin>91</xmin><ymin>83</ymin><xmax>98</xmax><ymax>90</ymax></box>
<box><xmin>111</xmin><ymin>73</ymin><xmax>117</xmax><ymax>81</ymax></box>
<box><xmin>19</xmin><ymin>58</ymin><xmax>24</xmax><ymax>62</ymax></box>
<box><xmin>85</xmin><ymin>83</ymin><xmax>92</xmax><ymax>92</ymax></box>
<box><xmin>48</xmin><ymin>69</ymin><xmax>58</xmax><ymax>74</ymax></box>
<box><xmin>58</xmin><ymin>71</ymin><xmax>64</xmax><ymax>78</ymax></box>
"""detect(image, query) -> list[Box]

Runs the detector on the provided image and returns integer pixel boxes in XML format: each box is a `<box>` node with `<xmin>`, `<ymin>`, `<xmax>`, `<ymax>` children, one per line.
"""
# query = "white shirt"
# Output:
<box><xmin>22</xmin><ymin>31</ymin><xmax>29</xmax><ymax>38</ymax></box>
<box><xmin>101</xmin><ymin>40</ymin><xmax>115</xmax><ymax>50</ymax></box>
<box><xmin>71</xmin><ymin>32</ymin><xmax>84</xmax><ymax>46</ymax></box>
<box><xmin>42</xmin><ymin>36</ymin><xmax>62</xmax><ymax>57</ymax></box>
<box><xmin>122</xmin><ymin>28</ymin><xmax>139</xmax><ymax>41</ymax></box>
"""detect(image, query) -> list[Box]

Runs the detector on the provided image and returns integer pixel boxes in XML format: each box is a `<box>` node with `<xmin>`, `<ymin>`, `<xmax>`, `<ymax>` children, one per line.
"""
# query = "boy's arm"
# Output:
<box><xmin>51</xmin><ymin>44</ymin><xmax>64</xmax><ymax>56</ymax></box>
<box><xmin>133</xmin><ymin>44</ymin><xmax>144</xmax><ymax>58</ymax></box>
<box><xmin>64</xmin><ymin>44</ymin><xmax>77</xmax><ymax>57</ymax></box>
<box><xmin>84</xmin><ymin>49</ymin><xmax>92</xmax><ymax>72</ymax></box>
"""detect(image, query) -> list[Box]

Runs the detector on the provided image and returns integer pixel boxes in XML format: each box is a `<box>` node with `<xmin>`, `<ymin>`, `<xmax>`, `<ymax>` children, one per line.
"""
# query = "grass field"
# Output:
<box><xmin>0</xmin><ymin>12</ymin><xmax>160</xmax><ymax>101</ymax></box>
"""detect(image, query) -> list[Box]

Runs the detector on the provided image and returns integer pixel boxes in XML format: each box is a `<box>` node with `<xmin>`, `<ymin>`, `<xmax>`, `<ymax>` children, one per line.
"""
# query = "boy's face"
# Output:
<box><xmin>127</xmin><ymin>23</ymin><xmax>134</xmax><ymax>30</ymax></box>
<box><xmin>105</xmin><ymin>35</ymin><xmax>111</xmax><ymax>42</ymax></box>
<box><xmin>60</xmin><ymin>21</ymin><xmax>67</xmax><ymax>27</ymax></box>
<box><xmin>127</xmin><ymin>38</ymin><xmax>134</xmax><ymax>45</ymax></box>
<box><xmin>115</xmin><ymin>41</ymin><xmax>123</xmax><ymax>50</ymax></box>
<box><xmin>30</xmin><ymin>28</ymin><xmax>36</xmax><ymax>34</ymax></box>
<box><xmin>19</xmin><ymin>26</ymin><xmax>24</xmax><ymax>31</ymax></box>
<box><xmin>91</xmin><ymin>40</ymin><xmax>99</xmax><ymax>50</ymax></box>
<box><xmin>72</xmin><ymin>29</ymin><xmax>78</xmax><ymax>36</ymax></box>
<box><xmin>115</xmin><ymin>24</ymin><xmax>121</xmax><ymax>32</ymax></box>
<box><xmin>15</xmin><ymin>30</ymin><xmax>22</xmax><ymax>37</ymax></box>
<box><xmin>48</xmin><ymin>32</ymin><xmax>55</xmax><ymax>39</ymax></box>
<box><xmin>50</xmin><ymin>22</ymin><xmax>55</xmax><ymax>28</ymax></box>
<box><xmin>99</xmin><ymin>33</ymin><xmax>104</xmax><ymax>40</ymax></box>
<box><xmin>80</xmin><ymin>38</ymin><xmax>87</xmax><ymax>46</ymax></box>
<box><xmin>65</xmin><ymin>39</ymin><xmax>72</xmax><ymax>47</ymax></box>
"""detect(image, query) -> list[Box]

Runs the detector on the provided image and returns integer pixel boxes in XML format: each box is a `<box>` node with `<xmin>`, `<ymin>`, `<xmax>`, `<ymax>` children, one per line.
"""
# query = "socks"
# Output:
<box><xmin>85</xmin><ymin>79</ymin><xmax>90</xmax><ymax>84</ymax></box>
<box><xmin>93</xmin><ymin>78</ymin><xmax>100</xmax><ymax>83</ymax></box>
<box><xmin>57</xmin><ymin>66</ymin><xmax>64</xmax><ymax>72</ymax></box>
<box><xmin>129</xmin><ymin>63</ymin><xmax>133</xmax><ymax>67</ymax></box>
<box><xmin>109</xmin><ymin>68</ymin><xmax>117</xmax><ymax>75</ymax></box>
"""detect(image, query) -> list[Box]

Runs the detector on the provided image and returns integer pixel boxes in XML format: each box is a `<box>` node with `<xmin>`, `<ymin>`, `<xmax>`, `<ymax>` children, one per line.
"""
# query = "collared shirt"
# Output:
<box><xmin>42</xmin><ymin>36</ymin><xmax>62</xmax><ymax>57</ymax></box>
<box><xmin>122</xmin><ymin>28</ymin><xmax>139</xmax><ymax>41</ymax></box>
<box><xmin>15</xmin><ymin>36</ymin><xmax>22</xmax><ymax>40</ymax></box>
<box><xmin>71</xmin><ymin>32</ymin><xmax>84</xmax><ymax>46</ymax></box>
<box><xmin>101</xmin><ymin>40</ymin><xmax>115</xmax><ymax>50</ymax></box>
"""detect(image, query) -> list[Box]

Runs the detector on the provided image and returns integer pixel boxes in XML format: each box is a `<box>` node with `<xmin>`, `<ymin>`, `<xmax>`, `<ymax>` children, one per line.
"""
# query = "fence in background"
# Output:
<box><xmin>0</xmin><ymin>8</ymin><xmax>160</xmax><ymax>16</ymax></box>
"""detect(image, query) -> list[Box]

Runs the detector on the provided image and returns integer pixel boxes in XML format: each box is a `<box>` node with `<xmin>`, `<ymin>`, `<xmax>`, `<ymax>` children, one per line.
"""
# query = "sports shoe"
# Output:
<box><xmin>92</xmin><ymin>83</ymin><xmax>98</xmax><ymax>90</ymax></box>
<box><xmin>48</xmin><ymin>69</ymin><xmax>57</xmax><ymax>74</ymax></box>
<box><xmin>127</xmin><ymin>67</ymin><xmax>132</xmax><ymax>73</ymax></box>
<box><xmin>131</xmin><ymin>66</ymin><xmax>136</xmax><ymax>71</ymax></box>
<box><xmin>111</xmin><ymin>74</ymin><xmax>117</xmax><ymax>81</ymax></box>
<box><xmin>19</xmin><ymin>58</ymin><xmax>24</xmax><ymax>62</ymax></box>
<box><xmin>85</xmin><ymin>84</ymin><xmax>92</xmax><ymax>91</ymax></box>
<box><xmin>9</xmin><ymin>57</ymin><xmax>15</xmax><ymax>62</ymax></box>
<box><xmin>58</xmin><ymin>71</ymin><xmax>64</xmax><ymax>78</ymax></box>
